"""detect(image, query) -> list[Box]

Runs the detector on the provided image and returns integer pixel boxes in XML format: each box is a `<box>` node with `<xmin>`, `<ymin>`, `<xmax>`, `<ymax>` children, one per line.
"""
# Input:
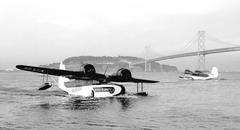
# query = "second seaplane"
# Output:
<box><xmin>179</xmin><ymin>67</ymin><xmax>219</xmax><ymax>80</ymax></box>
<box><xmin>16</xmin><ymin>62</ymin><xmax>158</xmax><ymax>98</ymax></box>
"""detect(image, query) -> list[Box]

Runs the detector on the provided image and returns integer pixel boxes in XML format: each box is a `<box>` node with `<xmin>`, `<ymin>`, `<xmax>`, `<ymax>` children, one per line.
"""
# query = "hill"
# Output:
<box><xmin>40</xmin><ymin>56</ymin><xmax>178</xmax><ymax>73</ymax></box>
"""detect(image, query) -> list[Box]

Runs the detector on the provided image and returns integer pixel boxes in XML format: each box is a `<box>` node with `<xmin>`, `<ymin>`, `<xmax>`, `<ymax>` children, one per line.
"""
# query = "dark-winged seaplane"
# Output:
<box><xmin>16</xmin><ymin>62</ymin><xmax>158</xmax><ymax>98</ymax></box>
<box><xmin>179</xmin><ymin>67</ymin><xmax>218</xmax><ymax>80</ymax></box>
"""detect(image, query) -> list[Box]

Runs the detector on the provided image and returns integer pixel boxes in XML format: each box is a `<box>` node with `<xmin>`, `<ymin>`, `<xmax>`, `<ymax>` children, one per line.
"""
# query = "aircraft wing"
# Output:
<box><xmin>16</xmin><ymin>65</ymin><xmax>107</xmax><ymax>80</ymax></box>
<box><xmin>130</xmin><ymin>78</ymin><xmax>159</xmax><ymax>83</ymax></box>
<box><xmin>16</xmin><ymin>65</ymin><xmax>85</xmax><ymax>78</ymax></box>
<box><xmin>107</xmin><ymin>75</ymin><xmax>159</xmax><ymax>83</ymax></box>
<box><xmin>16</xmin><ymin>65</ymin><xmax>158</xmax><ymax>83</ymax></box>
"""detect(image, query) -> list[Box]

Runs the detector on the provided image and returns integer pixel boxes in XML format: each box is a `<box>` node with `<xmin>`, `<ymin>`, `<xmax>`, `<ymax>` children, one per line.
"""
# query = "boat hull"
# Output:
<box><xmin>61</xmin><ymin>83</ymin><xmax>125</xmax><ymax>98</ymax></box>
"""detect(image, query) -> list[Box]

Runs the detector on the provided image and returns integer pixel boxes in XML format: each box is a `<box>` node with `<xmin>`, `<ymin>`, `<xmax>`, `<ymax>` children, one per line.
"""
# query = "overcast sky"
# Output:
<box><xmin>0</xmin><ymin>0</ymin><xmax>240</xmax><ymax>71</ymax></box>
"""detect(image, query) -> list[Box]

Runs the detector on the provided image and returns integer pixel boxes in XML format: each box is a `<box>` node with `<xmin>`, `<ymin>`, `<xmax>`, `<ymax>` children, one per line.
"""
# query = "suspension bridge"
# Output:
<box><xmin>132</xmin><ymin>31</ymin><xmax>240</xmax><ymax>71</ymax></box>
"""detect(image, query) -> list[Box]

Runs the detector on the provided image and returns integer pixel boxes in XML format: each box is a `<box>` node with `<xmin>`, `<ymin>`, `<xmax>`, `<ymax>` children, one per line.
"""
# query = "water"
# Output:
<box><xmin>0</xmin><ymin>72</ymin><xmax>240</xmax><ymax>129</ymax></box>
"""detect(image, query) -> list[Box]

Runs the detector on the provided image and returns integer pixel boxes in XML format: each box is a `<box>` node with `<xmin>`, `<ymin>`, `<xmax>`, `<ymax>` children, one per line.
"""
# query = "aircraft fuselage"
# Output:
<box><xmin>59</xmin><ymin>79</ymin><xmax>125</xmax><ymax>97</ymax></box>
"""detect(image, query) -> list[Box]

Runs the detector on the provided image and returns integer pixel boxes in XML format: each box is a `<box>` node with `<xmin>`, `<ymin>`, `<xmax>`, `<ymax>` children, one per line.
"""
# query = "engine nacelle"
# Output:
<box><xmin>115</xmin><ymin>68</ymin><xmax>132</xmax><ymax>80</ymax></box>
<box><xmin>81</xmin><ymin>64</ymin><xmax>96</xmax><ymax>77</ymax></box>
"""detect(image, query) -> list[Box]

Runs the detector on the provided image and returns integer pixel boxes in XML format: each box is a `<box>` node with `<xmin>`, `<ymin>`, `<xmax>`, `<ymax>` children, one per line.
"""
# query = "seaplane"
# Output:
<box><xmin>179</xmin><ymin>67</ymin><xmax>219</xmax><ymax>80</ymax></box>
<box><xmin>16</xmin><ymin>62</ymin><xmax>158</xmax><ymax>98</ymax></box>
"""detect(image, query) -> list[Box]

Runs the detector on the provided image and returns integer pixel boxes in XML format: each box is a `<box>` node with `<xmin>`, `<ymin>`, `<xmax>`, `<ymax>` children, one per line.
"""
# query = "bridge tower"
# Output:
<box><xmin>197</xmin><ymin>30</ymin><xmax>206</xmax><ymax>70</ymax></box>
<box><xmin>144</xmin><ymin>45</ymin><xmax>152</xmax><ymax>72</ymax></box>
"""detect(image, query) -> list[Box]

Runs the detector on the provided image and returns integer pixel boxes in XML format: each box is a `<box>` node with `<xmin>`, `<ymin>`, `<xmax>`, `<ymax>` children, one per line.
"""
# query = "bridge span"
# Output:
<box><xmin>133</xmin><ymin>46</ymin><xmax>240</xmax><ymax>66</ymax></box>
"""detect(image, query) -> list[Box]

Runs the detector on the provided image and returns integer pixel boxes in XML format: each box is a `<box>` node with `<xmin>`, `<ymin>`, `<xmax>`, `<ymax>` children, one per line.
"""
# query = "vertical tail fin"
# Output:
<box><xmin>58</xmin><ymin>61</ymin><xmax>70</xmax><ymax>92</ymax></box>
<box><xmin>211</xmin><ymin>67</ymin><xmax>218</xmax><ymax>78</ymax></box>
<box><xmin>59</xmin><ymin>61</ymin><xmax>66</xmax><ymax>70</ymax></box>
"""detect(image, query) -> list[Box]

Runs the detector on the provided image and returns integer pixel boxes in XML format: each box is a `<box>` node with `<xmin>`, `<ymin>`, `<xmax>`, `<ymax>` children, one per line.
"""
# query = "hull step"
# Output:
<box><xmin>134</xmin><ymin>92</ymin><xmax>148</xmax><ymax>96</ymax></box>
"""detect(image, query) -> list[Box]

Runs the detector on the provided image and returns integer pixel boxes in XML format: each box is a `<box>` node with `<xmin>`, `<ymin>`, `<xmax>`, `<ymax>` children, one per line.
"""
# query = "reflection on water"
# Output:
<box><xmin>114</xmin><ymin>97</ymin><xmax>134</xmax><ymax>110</ymax></box>
<box><xmin>36</xmin><ymin>96</ymin><xmax>136</xmax><ymax>111</ymax></box>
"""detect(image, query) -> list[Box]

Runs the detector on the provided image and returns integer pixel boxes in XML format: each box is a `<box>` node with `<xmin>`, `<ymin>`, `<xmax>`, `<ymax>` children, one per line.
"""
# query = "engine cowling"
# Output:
<box><xmin>81</xmin><ymin>64</ymin><xmax>96</xmax><ymax>77</ymax></box>
<box><xmin>115</xmin><ymin>68</ymin><xmax>132</xmax><ymax>80</ymax></box>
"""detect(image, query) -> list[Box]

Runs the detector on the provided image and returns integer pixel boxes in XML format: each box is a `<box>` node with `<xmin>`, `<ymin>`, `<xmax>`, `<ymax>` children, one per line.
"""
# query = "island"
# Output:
<box><xmin>40</xmin><ymin>56</ymin><xmax>178</xmax><ymax>72</ymax></box>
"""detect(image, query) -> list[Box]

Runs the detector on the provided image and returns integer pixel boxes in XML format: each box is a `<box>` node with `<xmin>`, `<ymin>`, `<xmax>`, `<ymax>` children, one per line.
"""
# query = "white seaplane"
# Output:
<box><xmin>179</xmin><ymin>67</ymin><xmax>219</xmax><ymax>80</ymax></box>
<box><xmin>16</xmin><ymin>62</ymin><xmax>158</xmax><ymax>98</ymax></box>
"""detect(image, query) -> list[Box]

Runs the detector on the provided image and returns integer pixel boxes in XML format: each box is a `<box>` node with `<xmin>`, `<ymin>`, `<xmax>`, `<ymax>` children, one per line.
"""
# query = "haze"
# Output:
<box><xmin>0</xmin><ymin>0</ymin><xmax>240</xmax><ymax>71</ymax></box>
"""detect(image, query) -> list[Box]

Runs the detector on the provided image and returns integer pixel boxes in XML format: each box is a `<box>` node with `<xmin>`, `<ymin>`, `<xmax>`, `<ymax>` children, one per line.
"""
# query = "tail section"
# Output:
<box><xmin>58</xmin><ymin>61</ymin><xmax>70</xmax><ymax>92</ymax></box>
<box><xmin>211</xmin><ymin>67</ymin><xmax>218</xmax><ymax>78</ymax></box>
<box><xmin>184</xmin><ymin>69</ymin><xmax>193</xmax><ymax>74</ymax></box>
<box><xmin>59</xmin><ymin>61</ymin><xmax>66</xmax><ymax>70</ymax></box>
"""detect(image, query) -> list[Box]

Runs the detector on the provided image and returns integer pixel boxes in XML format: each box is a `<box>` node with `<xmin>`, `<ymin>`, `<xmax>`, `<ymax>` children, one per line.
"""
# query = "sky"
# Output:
<box><xmin>0</xmin><ymin>0</ymin><xmax>240</xmax><ymax>71</ymax></box>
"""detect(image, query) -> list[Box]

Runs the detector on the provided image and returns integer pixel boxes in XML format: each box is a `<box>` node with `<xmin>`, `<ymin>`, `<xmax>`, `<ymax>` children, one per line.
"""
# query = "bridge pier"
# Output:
<box><xmin>144</xmin><ymin>62</ymin><xmax>152</xmax><ymax>72</ymax></box>
<box><xmin>148</xmin><ymin>63</ymin><xmax>151</xmax><ymax>72</ymax></box>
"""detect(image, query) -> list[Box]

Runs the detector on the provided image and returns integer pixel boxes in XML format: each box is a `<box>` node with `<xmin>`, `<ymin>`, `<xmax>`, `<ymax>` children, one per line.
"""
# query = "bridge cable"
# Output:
<box><xmin>175</xmin><ymin>33</ymin><xmax>198</xmax><ymax>54</ymax></box>
<box><xmin>206</xmin><ymin>33</ymin><xmax>240</xmax><ymax>47</ymax></box>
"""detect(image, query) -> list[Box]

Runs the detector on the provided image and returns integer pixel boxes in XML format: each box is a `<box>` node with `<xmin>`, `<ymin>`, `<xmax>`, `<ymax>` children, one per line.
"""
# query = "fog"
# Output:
<box><xmin>0</xmin><ymin>0</ymin><xmax>240</xmax><ymax>71</ymax></box>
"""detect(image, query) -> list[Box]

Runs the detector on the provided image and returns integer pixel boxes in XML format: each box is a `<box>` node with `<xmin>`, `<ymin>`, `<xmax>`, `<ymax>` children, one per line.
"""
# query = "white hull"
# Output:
<box><xmin>58</xmin><ymin>62</ymin><xmax>125</xmax><ymax>97</ymax></box>
<box><xmin>61</xmin><ymin>83</ymin><xmax>125</xmax><ymax>98</ymax></box>
<box><xmin>58</xmin><ymin>75</ymin><xmax>125</xmax><ymax>97</ymax></box>
<box><xmin>180</xmin><ymin>75</ymin><xmax>214</xmax><ymax>80</ymax></box>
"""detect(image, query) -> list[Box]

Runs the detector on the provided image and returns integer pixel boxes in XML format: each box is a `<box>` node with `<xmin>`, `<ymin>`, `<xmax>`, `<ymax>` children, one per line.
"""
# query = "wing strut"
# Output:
<box><xmin>39</xmin><ymin>72</ymin><xmax>52</xmax><ymax>90</ymax></box>
<box><xmin>137</xmin><ymin>83</ymin><xmax>138</xmax><ymax>93</ymax></box>
<box><xmin>135</xmin><ymin>82</ymin><xmax>147</xmax><ymax>96</ymax></box>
